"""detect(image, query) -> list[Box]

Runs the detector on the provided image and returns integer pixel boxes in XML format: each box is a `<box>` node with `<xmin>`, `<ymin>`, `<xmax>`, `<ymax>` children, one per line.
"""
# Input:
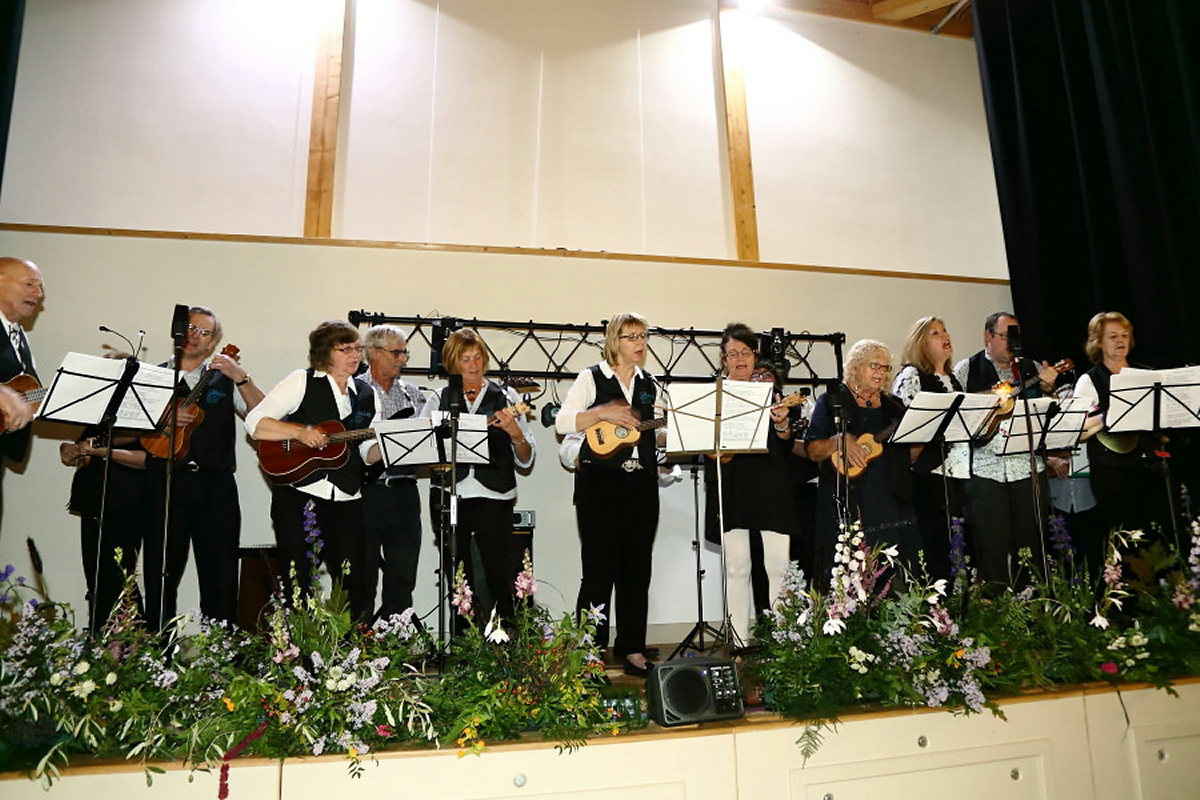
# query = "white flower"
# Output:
<box><xmin>71</xmin><ymin>679</ymin><xmax>97</xmax><ymax>699</ymax></box>
<box><xmin>49</xmin><ymin>672</ymin><xmax>64</xmax><ymax>686</ymax></box>
<box><xmin>105</xmin><ymin>672</ymin><xmax>117</xmax><ymax>686</ymax></box>
<box><xmin>823</xmin><ymin>617</ymin><xmax>846</xmax><ymax>635</ymax></box>
<box><xmin>73</xmin><ymin>661</ymin><xmax>90</xmax><ymax>675</ymax></box>
<box><xmin>882</xmin><ymin>545</ymin><xmax>899</xmax><ymax>559</ymax></box>
<box><xmin>1090</xmin><ymin>611</ymin><xmax>1109</xmax><ymax>630</ymax></box>
<box><xmin>484</xmin><ymin>608</ymin><xmax>510</xmax><ymax>644</ymax></box>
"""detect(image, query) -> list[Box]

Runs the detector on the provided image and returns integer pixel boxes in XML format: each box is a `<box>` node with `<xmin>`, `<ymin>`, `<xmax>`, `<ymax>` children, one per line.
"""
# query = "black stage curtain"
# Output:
<box><xmin>0</xmin><ymin>0</ymin><xmax>23</xmax><ymax>191</ymax></box>
<box><xmin>972</xmin><ymin>0</ymin><xmax>1200</xmax><ymax>369</ymax></box>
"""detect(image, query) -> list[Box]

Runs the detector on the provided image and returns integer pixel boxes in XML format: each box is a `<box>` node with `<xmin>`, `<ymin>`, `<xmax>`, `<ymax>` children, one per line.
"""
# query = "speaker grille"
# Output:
<box><xmin>647</xmin><ymin>657</ymin><xmax>745</xmax><ymax>727</ymax></box>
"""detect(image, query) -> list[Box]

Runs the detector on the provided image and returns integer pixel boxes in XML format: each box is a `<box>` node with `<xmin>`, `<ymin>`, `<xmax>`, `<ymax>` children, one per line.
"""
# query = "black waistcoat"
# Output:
<box><xmin>436</xmin><ymin>382</ymin><xmax>516</xmax><ymax>493</ymax></box>
<box><xmin>285</xmin><ymin>370</ymin><xmax>376</xmax><ymax>494</ymax></box>
<box><xmin>579</xmin><ymin>364</ymin><xmax>658</xmax><ymax>470</ymax></box>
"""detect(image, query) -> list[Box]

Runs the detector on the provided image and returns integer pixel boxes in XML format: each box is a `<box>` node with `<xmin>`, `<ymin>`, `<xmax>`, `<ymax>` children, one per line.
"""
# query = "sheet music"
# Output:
<box><xmin>1040</xmin><ymin>396</ymin><xmax>1090</xmax><ymax>450</ymax></box>
<box><xmin>663</xmin><ymin>380</ymin><xmax>771</xmax><ymax>455</ymax></box>
<box><xmin>998</xmin><ymin>397</ymin><xmax>1057</xmax><ymax>455</ymax></box>
<box><xmin>891</xmin><ymin>391</ymin><xmax>1000</xmax><ymax>444</ymax></box>
<box><xmin>37</xmin><ymin>352</ymin><xmax>176</xmax><ymax>428</ymax></box>
<box><xmin>1108</xmin><ymin>366</ymin><xmax>1200</xmax><ymax>431</ymax></box>
<box><xmin>375</xmin><ymin>418</ymin><xmax>442</xmax><ymax>467</ymax></box>
<box><xmin>427</xmin><ymin>411</ymin><xmax>490</xmax><ymax>465</ymax></box>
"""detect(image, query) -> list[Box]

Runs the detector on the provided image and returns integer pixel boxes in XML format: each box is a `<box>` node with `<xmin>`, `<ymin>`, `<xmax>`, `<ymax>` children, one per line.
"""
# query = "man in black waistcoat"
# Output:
<box><xmin>0</xmin><ymin>257</ymin><xmax>43</xmax><ymax>522</ymax></box>
<box><xmin>952</xmin><ymin>312</ymin><xmax>1069</xmax><ymax>584</ymax></box>
<box><xmin>144</xmin><ymin>306</ymin><xmax>264</xmax><ymax>629</ymax></box>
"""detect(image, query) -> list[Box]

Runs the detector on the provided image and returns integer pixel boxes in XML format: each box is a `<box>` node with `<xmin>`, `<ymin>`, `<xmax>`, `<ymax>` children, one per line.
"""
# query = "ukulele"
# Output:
<box><xmin>140</xmin><ymin>344</ymin><xmax>240</xmax><ymax>459</ymax></box>
<box><xmin>829</xmin><ymin>419</ymin><xmax>901</xmax><ymax>479</ymax></box>
<box><xmin>0</xmin><ymin>373</ymin><xmax>46</xmax><ymax>426</ymax></box>
<box><xmin>262</xmin><ymin>401</ymin><xmax>533</xmax><ymax>485</ymax></box>
<box><xmin>977</xmin><ymin>358</ymin><xmax>1074</xmax><ymax>442</ymax></box>
<box><xmin>582</xmin><ymin>395</ymin><xmax>670</xmax><ymax>459</ymax></box>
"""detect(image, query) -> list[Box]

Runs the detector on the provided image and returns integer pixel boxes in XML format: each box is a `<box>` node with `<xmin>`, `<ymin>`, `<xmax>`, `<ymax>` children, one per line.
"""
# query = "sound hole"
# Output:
<box><xmin>666</xmin><ymin>668</ymin><xmax>709</xmax><ymax>716</ymax></box>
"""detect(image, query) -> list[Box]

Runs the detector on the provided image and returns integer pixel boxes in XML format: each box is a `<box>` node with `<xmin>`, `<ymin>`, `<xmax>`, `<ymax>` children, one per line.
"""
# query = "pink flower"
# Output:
<box><xmin>514</xmin><ymin>550</ymin><xmax>537</xmax><ymax>600</ymax></box>
<box><xmin>1099</xmin><ymin>662</ymin><xmax>1118</xmax><ymax>675</ymax></box>
<box><xmin>376</xmin><ymin>724</ymin><xmax>393</xmax><ymax>738</ymax></box>
<box><xmin>451</xmin><ymin>562</ymin><xmax>473</xmax><ymax>619</ymax></box>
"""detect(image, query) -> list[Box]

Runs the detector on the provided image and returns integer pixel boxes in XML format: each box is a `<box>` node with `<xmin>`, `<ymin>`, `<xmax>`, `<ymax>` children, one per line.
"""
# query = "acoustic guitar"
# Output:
<box><xmin>0</xmin><ymin>373</ymin><xmax>46</xmax><ymax>426</ymax></box>
<box><xmin>261</xmin><ymin>401</ymin><xmax>532</xmax><ymax>485</ymax></box>
<box><xmin>140</xmin><ymin>344</ymin><xmax>240</xmax><ymax>459</ymax></box>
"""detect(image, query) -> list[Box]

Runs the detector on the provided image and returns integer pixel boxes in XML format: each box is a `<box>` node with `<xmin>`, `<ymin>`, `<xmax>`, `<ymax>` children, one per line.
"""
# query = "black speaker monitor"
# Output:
<box><xmin>647</xmin><ymin>656</ymin><xmax>745</xmax><ymax>727</ymax></box>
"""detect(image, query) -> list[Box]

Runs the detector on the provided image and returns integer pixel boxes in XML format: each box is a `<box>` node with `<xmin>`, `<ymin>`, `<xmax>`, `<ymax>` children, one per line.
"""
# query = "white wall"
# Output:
<box><xmin>0</xmin><ymin>228</ymin><xmax>1010</xmax><ymax>638</ymax></box>
<box><xmin>1</xmin><ymin>1</ymin><xmax>1005</xmax><ymax>278</ymax></box>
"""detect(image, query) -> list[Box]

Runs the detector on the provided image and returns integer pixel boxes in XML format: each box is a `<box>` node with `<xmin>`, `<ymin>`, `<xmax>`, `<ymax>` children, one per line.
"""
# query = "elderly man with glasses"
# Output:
<box><xmin>359</xmin><ymin>324</ymin><xmax>427</xmax><ymax>620</ymax></box>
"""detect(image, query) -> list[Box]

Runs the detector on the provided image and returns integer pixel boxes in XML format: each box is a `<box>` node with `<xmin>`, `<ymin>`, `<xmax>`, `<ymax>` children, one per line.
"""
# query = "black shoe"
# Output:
<box><xmin>622</xmin><ymin>659</ymin><xmax>654</xmax><ymax>678</ymax></box>
<box><xmin>643</xmin><ymin>647</ymin><xmax>661</xmax><ymax>660</ymax></box>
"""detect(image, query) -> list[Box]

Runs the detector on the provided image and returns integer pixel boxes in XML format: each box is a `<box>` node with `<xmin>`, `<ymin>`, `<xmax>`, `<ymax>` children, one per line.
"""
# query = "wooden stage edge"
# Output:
<box><xmin>3</xmin><ymin>676</ymin><xmax>1195</xmax><ymax>781</ymax></box>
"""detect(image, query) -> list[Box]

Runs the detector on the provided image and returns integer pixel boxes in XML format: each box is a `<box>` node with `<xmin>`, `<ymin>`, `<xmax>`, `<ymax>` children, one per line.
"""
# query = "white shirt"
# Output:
<box><xmin>555</xmin><ymin>362</ymin><xmax>657</xmax><ymax>469</ymax></box>
<box><xmin>418</xmin><ymin>381</ymin><xmax>535</xmax><ymax>501</ymax></box>
<box><xmin>245</xmin><ymin>368</ymin><xmax>381</xmax><ymax>501</ymax></box>
<box><xmin>0</xmin><ymin>309</ymin><xmax>34</xmax><ymax>373</ymax></box>
<box><xmin>952</xmin><ymin>354</ymin><xmax>1043</xmax><ymax>483</ymax></box>
<box><xmin>891</xmin><ymin>365</ymin><xmax>970</xmax><ymax>480</ymax></box>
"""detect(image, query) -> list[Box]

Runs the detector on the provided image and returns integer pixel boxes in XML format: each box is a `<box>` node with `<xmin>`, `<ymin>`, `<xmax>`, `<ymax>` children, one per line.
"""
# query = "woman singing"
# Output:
<box><xmin>892</xmin><ymin>316</ymin><xmax>967</xmax><ymax>579</ymax></box>
<box><xmin>246</xmin><ymin>320</ymin><xmax>381</xmax><ymax>621</ymax></box>
<box><xmin>556</xmin><ymin>312</ymin><xmax>661</xmax><ymax>677</ymax></box>
<box><xmin>704</xmin><ymin>323</ymin><xmax>799</xmax><ymax>644</ymax></box>
<box><xmin>421</xmin><ymin>328</ymin><xmax>535</xmax><ymax>628</ymax></box>
<box><xmin>805</xmin><ymin>339</ymin><xmax>918</xmax><ymax>580</ymax></box>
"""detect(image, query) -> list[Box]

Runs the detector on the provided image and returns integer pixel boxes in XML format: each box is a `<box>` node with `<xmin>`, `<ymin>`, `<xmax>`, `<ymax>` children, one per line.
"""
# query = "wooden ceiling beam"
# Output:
<box><xmin>871</xmin><ymin>0</ymin><xmax>959</xmax><ymax>22</ymax></box>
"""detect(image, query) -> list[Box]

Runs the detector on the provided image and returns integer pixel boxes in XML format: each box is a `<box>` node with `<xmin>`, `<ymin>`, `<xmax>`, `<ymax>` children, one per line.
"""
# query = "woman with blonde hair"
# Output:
<box><xmin>556</xmin><ymin>312</ymin><xmax>661</xmax><ymax>677</ymax></box>
<box><xmin>892</xmin><ymin>316</ymin><xmax>966</xmax><ymax>580</ymax></box>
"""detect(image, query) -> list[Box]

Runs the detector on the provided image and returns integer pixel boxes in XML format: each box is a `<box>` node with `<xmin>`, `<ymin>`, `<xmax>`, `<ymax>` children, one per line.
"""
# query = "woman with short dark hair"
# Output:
<box><xmin>246</xmin><ymin>320</ymin><xmax>381</xmax><ymax>620</ymax></box>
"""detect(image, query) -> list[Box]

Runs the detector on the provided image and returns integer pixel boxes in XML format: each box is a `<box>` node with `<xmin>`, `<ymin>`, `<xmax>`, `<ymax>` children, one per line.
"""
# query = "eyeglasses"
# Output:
<box><xmin>618</xmin><ymin>332</ymin><xmax>648</xmax><ymax>342</ymax></box>
<box><xmin>866</xmin><ymin>362</ymin><xmax>892</xmax><ymax>374</ymax></box>
<box><xmin>335</xmin><ymin>344</ymin><xmax>363</xmax><ymax>355</ymax></box>
<box><xmin>724</xmin><ymin>348</ymin><xmax>756</xmax><ymax>360</ymax></box>
<box><xmin>187</xmin><ymin>324</ymin><xmax>213</xmax><ymax>338</ymax></box>
<box><xmin>374</xmin><ymin>347</ymin><xmax>410</xmax><ymax>358</ymax></box>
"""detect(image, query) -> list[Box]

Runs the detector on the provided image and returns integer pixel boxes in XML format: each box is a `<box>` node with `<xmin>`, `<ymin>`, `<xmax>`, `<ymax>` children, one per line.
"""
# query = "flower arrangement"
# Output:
<box><xmin>749</xmin><ymin>517</ymin><xmax>1200</xmax><ymax>759</ymax></box>
<box><xmin>425</xmin><ymin>553</ymin><xmax>624</xmax><ymax>755</ymax></box>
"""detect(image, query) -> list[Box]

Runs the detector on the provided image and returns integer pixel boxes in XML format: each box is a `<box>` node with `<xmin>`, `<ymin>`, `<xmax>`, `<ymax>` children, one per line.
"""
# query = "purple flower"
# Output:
<box><xmin>948</xmin><ymin>519</ymin><xmax>967</xmax><ymax>578</ymax></box>
<box><xmin>1048</xmin><ymin>515</ymin><xmax>1076</xmax><ymax>565</ymax></box>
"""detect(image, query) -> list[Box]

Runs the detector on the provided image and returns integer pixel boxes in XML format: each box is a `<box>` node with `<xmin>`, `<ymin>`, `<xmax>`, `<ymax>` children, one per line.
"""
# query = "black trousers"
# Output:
<box><xmin>574</xmin><ymin>466</ymin><xmax>659</xmax><ymax>657</ymax></box>
<box><xmin>432</xmin><ymin>489</ymin><xmax>518</xmax><ymax>630</ymax></box>
<box><xmin>270</xmin><ymin>485</ymin><xmax>371</xmax><ymax>622</ymax></box>
<box><xmin>80</xmin><ymin>505</ymin><xmax>148</xmax><ymax>633</ymax></box>
<box><xmin>363</xmin><ymin>479</ymin><xmax>423</xmax><ymax>619</ymax></box>
<box><xmin>964</xmin><ymin>473</ymin><xmax>1048</xmax><ymax>586</ymax></box>
<box><xmin>144</xmin><ymin>468</ymin><xmax>240</xmax><ymax>630</ymax></box>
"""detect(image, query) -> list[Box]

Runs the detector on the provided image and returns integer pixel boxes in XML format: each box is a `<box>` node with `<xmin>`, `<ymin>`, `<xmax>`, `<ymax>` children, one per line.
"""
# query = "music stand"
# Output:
<box><xmin>38</xmin><ymin>353</ymin><xmax>175</xmax><ymax>631</ymax></box>
<box><xmin>892</xmin><ymin>391</ymin><xmax>1000</xmax><ymax>557</ymax></box>
<box><xmin>998</xmin><ymin>396</ymin><xmax>1088</xmax><ymax>578</ymax></box>
<box><xmin>1107</xmin><ymin>366</ymin><xmax>1200</xmax><ymax>552</ymax></box>
<box><xmin>425</xmin><ymin>410</ymin><xmax>489</xmax><ymax>650</ymax></box>
<box><xmin>664</xmin><ymin>379</ymin><xmax>772</xmax><ymax>657</ymax></box>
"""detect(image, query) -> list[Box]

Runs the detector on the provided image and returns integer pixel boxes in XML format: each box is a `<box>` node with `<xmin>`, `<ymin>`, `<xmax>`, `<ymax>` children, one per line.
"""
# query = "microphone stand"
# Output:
<box><xmin>434</xmin><ymin>374</ymin><xmax>465</xmax><ymax>660</ymax></box>
<box><xmin>88</xmin><ymin>327</ymin><xmax>144</xmax><ymax>632</ymax></box>
<box><xmin>829</xmin><ymin>381</ymin><xmax>854</xmax><ymax>538</ymax></box>
<box><xmin>155</xmin><ymin>305</ymin><xmax>189</xmax><ymax>631</ymax></box>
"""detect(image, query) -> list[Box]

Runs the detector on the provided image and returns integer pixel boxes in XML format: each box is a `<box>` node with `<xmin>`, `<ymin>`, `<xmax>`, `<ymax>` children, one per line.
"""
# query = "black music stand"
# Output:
<box><xmin>664</xmin><ymin>378</ymin><xmax>773</xmax><ymax>656</ymax></box>
<box><xmin>1107</xmin><ymin>367</ymin><xmax>1200</xmax><ymax>553</ymax></box>
<box><xmin>38</xmin><ymin>352</ymin><xmax>175</xmax><ymax>631</ymax></box>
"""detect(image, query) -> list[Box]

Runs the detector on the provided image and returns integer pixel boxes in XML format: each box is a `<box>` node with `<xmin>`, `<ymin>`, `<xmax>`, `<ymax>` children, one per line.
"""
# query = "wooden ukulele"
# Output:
<box><xmin>829</xmin><ymin>415</ymin><xmax>903</xmax><ymax>479</ymax></box>
<box><xmin>977</xmin><ymin>358</ymin><xmax>1074</xmax><ymax>442</ymax></box>
<box><xmin>139</xmin><ymin>344</ymin><xmax>240</xmax><ymax>459</ymax></box>
<box><xmin>263</xmin><ymin>401</ymin><xmax>532</xmax><ymax>485</ymax></box>
<box><xmin>584</xmin><ymin>401</ymin><xmax>668</xmax><ymax>459</ymax></box>
<box><xmin>0</xmin><ymin>373</ymin><xmax>46</xmax><ymax>426</ymax></box>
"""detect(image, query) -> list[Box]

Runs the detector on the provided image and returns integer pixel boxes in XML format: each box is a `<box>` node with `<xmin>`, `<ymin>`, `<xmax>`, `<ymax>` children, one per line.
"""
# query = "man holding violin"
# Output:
<box><xmin>144</xmin><ymin>306</ymin><xmax>264</xmax><ymax>629</ymax></box>
<box><xmin>954</xmin><ymin>311</ymin><xmax>1071</xmax><ymax>585</ymax></box>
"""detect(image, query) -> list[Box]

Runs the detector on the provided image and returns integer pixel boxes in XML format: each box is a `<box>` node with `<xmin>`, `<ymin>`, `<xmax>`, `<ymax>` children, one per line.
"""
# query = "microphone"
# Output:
<box><xmin>99</xmin><ymin>325</ymin><xmax>136</xmax><ymax>356</ymax></box>
<box><xmin>1006</xmin><ymin>324</ymin><xmax>1023</xmax><ymax>359</ymax></box>
<box><xmin>170</xmin><ymin>304</ymin><xmax>190</xmax><ymax>342</ymax></box>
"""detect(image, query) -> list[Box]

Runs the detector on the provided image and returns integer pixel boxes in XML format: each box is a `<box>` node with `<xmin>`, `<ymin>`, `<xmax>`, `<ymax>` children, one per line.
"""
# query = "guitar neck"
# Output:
<box><xmin>325</xmin><ymin>427</ymin><xmax>377</xmax><ymax>445</ymax></box>
<box><xmin>637</xmin><ymin>417</ymin><xmax>668</xmax><ymax>432</ymax></box>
